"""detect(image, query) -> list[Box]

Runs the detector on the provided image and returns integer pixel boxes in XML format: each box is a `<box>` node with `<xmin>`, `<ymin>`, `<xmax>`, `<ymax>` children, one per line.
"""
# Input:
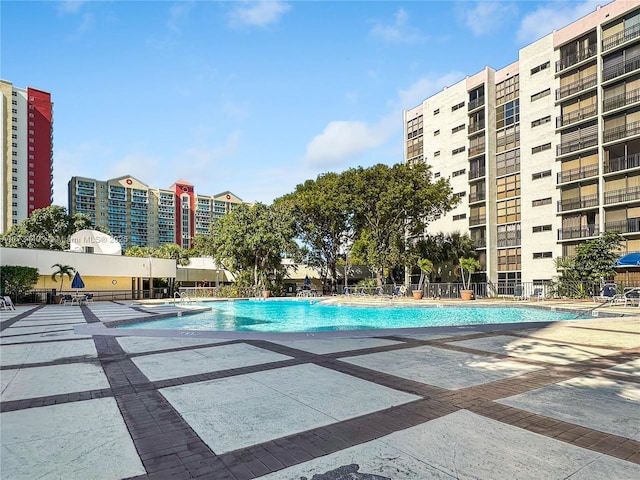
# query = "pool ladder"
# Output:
<box><xmin>174</xmin><ymin>292</ymin><xmax>193</xmax><ymax>305</ymax></box>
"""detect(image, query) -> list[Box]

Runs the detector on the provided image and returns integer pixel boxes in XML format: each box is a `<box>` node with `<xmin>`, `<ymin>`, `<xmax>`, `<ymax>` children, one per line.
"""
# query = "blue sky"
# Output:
<box><xmin>3</xmin><ymin>0</ymin><xmax>605</xmax><ymax>207</ymax></box>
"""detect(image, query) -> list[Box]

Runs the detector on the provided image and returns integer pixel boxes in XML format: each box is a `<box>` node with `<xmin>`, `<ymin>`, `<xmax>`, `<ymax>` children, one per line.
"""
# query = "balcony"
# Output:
<box><xmin>603</xmin><ymin>121</ymin><xmax>640</xmax><ymax>143</ymax></box>
<box><xmin>604</xmin><ymin>152</ymin><xmax>640</xmax><ymax>173</ymax></box>
<box><xmin>604</xmin><ymin>185</ymin><xmax>640</xmax><ymax>205</ymax></box>
<box><xmin>555</xmin><ymin>73</ymin><xmax>597</xmax><ymax>101</ymax></box>
<box><xmin>556</xmin><ymin>104</ymin><xmax>597</xmax><ymax>128</ymax></box>
<box><xmin>497</xmin><ymin>238</ymin><xmax>521</xmax><ymax>248</ymax></box>
<box><xmin>557</xmin><ymin>164</ymin><xmax>599</xmax><ymax>184</ymax></box>
<box><xmin>603</xmin><ymin>54</ymin><xmax>640</xmax><ymax>82</ymax></box>
<box><xmin>468</xmin><ymin>97</ymin><xmax>485</xmax><ymax>111</ymax></box>
<box><xmin>469</xmin><ymin>167</ymin><xmax>486</xmax><ymax>180</ymax></box>
<box><xmin>469</xmin><ymin>192</ymin><xmax>486</xmax><ymax>203</ymax></box>
<box><xmin>469</xmin><ymin>214</ymin><xmax>486</xmax><ymax>226</ymax></box>
<box><xmin>557</xmin><ymin>224</ymin><xmax>599</xmax><ymax>240</ymax></box>
<box><xmin>556</xmin><ymin>132</ymin><xmax>598</xmax><ymax>156</ymax></box>
<box><xmin>602</xmin><ymin>23</ymin><xmax>640</xmax><ymax>52</ymax></box>
<box><xmin>556</xmin><ymin>47</ymin><xmax>596</xmax><ymax>73</ymax></box>
<box><xmin>605</xmin><ymin>218</ymin><xmax>640</xmax><ymax>234</ymax></box>
<box><xmin>603</xmin><ymin>87</ymin><xmax>640</xmax><ymax>113</ymax></box>
<box><xmin>557</xmin><ymin>193</ymin><xmax>598</xmax><ymax>212</ymax></box>
<box><xmin>474</xmin><ymin>238</ymin><xmax>487</xmax><ymax>248</ymax></box>
<box><xmin>468</xmin><ymin>122</ymin><xmax>485</xmax><ymax>135</ymax></box>
<box><xmin>468</xmin><ymin>145</ymin><xmax>486</xmax><ymax>157</ymax></box>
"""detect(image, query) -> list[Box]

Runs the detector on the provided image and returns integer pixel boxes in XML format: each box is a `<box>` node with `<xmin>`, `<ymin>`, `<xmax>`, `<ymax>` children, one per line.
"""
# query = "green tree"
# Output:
<box><xmin>50</xmin><ymin>263</ymin><xmax>75</xmax><ymax>293</ymax></box>
<box><xmin>202</xmin><ymin>203</ymin><xmax>297</xmax><ymax>289</ymax></box>
<box><xmin>457</xmin><ymin>258</ymin><xmax>481</xmax><ymax>290</ymax></box>
<box><xmin>0</xmin><ymin>206</ymin><xmax>97</xmax><ymax>250</ymax></box>
<box><xmin>157</xmin><ymin>243</ymin><xmax>191</xmax><ymax>266</ymax></box>
<box><xmin>416</xmin><ymin>258</ymin><xmax>434</xmax><ymax>292</ymax></box>
<box><xmin>0</xmin><ymin>266</ymin><xmax>39</xmax><ymax>303</ymax></box>
<box><xmin>344</xmin><ymin>162</ymin><xmax>457</xmax><ymax>286</ymax></box>
<box><xmin>123</xmin><ymin>245</ymin><xmax>156</xmax><ymax>258</ymax></box>
<box><xmin>414</xmin><ymin>231</ymin><xmax>476</xmax><ymax>282</ymax></box>
<box><xmin>277</xmin><ymin>171</ymin><xmax>352</xmax><ymax>293</ymax></box>
<box><xmin>554</xmin><ymin>231</ymin><xmax>623</xmax><ymax>298</ymax></box>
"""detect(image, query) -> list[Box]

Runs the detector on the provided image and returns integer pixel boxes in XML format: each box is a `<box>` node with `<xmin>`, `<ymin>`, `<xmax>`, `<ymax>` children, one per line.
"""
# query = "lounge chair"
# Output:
<box><xmin>513</xmin><ymin>286</ymin><xmax>525</xmax><ymax>301</ymax></box>
<box><xmin>610</xmin><ymin>287</ymin><xmax>640</xmax><ymax>307</ymax></box>
<box><xmin>60</xmin><ymin>294</ymin><xmax>73</xmax><ymax>305</ymax></box>
<box><xmin>593</xmin><ymin>284</ymin><xmax>617</xmax><ymax>303</ymax></box>
<box><xmin>84</xmin><ymin>293</ymin><xmax>94</xmax><ymax>304</ymax></box>
<box><xmin>392</xmin><ymin>285</ymin><xmax>407</xmax><ymax>298</ymax></box>
<box><xmin>1</xmin><ymin>296</ymin><xmax>15</xmax><ymax>311</ymax></box>
<box><xmin>530</xmin><ymin>288</ymin><xmax>544</xmax><ymax>301</ymax></box>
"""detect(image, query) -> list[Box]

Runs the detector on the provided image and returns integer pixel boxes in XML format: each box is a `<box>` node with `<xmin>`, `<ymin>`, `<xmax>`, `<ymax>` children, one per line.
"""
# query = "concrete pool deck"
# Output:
<box><xmin>1</xmin><ymin>299</ymin><xmax>639</xmax><ymax>479</ymax></box>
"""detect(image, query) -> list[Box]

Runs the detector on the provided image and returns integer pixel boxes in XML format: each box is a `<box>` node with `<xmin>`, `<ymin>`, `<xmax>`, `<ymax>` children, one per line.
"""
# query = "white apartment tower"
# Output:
<box><xmin>404</xmin><ymin>0</ymin><xmax>640</xmax><ymax>290</ymax></box>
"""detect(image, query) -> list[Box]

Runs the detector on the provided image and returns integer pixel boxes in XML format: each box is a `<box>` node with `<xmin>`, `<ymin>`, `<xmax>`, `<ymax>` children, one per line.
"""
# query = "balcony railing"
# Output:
<box><xmin>474</xmin><ymin>238</ymin><xmax>487</xmax><ymax>248</ymax></box>
<box><xmin>604</xmin><ymin>185</ymin><xmax>640</xmax><ymax>205</ymax></box>
<box><xmin>556</xmin><ymin>132</ymin><xmax>598</xmax><ymax>155</ymax></box>
<box><xmin>603</xmin><ymin>87</ymin><xmax>640</xmax><ymax>112</ymax></box>
<box><xmin>557</xmin><ymin>164</ymin><xmax>599</xmax><ymax>184</ymax></box>
<box><xmin>469</xmin><ymin>167</ymin><xmax>486</xmax><ymax>180</ymax></box>
<box><xmin>469</xmin><ymin>192</ymin><xmax>486</xmax><ymax>203</ymax></box>
<box><xmin>557</xmin><ymin>193</ymin><xmax>598</xmax><ymax>212</ymax></box>
<box><xmin>469</xmin><ymin>214</ymin><xmax>486</xmax><ymax>226</ymax></box>
<box><xmin>603</xmin><ymin>54</ymin><xmax>640</xmax><ymax>82</ymax></box>
<box><xmin>605</xmin><ymin>218</ymin><xmax>640</xmax><ymax>234</ymax></box>
<box><xmin>496</xmin><ymin>238</ymin><xmax>521</xmax><ymax>247</ymax></box>
<box><xmin>468</xmin><ymin>145</ymin><xmax>486</xmax><ymax>157</ymax></box>
<box><xmin>468</xmin><ymin>97</ymin><xmax>485</xmax><ymax>111</ymax></box>
<box><xmin>468</xmin><ymin>122</ymin><xmax>485</xmax><ymax>134</ymax></box>
<box><xmin>555</xmin><ymin>73</ymin><xmax>597</xmax><ymax>101</ymax></box>
<box><xmin>556</xmin><ymin>47</ymin><xmax>596</xmax><ymax>72</ymax></box>
<box><xmin>603</xmin><ymin>121</ymin><xmax>640</xmax><ymax>143</ymax></box>
<box><xmin>602</xmin><ymin>23</ymin><xmax>640</xmax><ymax>52</ymax></box>
<box><xmin>557</xmin><ymin>224</ymin><xmax>599</xmax><ymax>240</ymax></box>
<box><xmin>604</xmin><ymin>152</ymin><xmax>640</xmax><ymax>173</ymax></box>
<box><xmin>556</xmin><ymin>104</ymin><xmax>597</xmax><ymax>128</ymax></box>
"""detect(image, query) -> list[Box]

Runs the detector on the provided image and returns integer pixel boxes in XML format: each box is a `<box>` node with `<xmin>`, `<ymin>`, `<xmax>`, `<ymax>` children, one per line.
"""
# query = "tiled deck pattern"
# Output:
<box><xmin>1</xmin><ymin>301</ymin><xmax>639</xmax><ymax>479</ymax></box>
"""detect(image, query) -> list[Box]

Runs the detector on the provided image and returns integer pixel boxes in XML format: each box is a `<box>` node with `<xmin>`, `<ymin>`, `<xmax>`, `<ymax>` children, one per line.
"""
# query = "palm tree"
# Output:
<box><xmin>51</xmin><ymin>264</ymin><xmax>75</xmax><ymax>293</ymax></box>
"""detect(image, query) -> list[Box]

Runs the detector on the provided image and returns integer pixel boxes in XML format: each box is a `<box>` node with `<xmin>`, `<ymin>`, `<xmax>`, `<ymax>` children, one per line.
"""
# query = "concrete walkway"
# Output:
<box><xmin>1</xmin><ymin>300</ymin><xmax>639</xmax><ymax>479</ymax></box>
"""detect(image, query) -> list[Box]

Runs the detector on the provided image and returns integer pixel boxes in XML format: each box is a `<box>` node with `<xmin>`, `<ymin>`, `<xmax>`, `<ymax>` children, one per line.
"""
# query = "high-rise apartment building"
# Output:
<box><xmin>0</xmin><ymin>80</ymin><xmax>53</xmax><ymax>233</ymax></box>
<box><xmin>68</xmin><ymin>175</ymin><xmax>244</xmax><ymax>249</ymax></box>
<box><xmin>404</xmin><ymin>0</ymin><xmax>640</xmax><ymax>290</ymax></box>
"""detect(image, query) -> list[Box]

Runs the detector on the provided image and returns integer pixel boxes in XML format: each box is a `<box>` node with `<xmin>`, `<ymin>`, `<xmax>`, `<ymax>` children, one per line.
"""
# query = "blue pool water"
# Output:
<box><xmin>118</xmin><ymin>299</ymin><xmax>588</xmax><ymax>333</ymax></box>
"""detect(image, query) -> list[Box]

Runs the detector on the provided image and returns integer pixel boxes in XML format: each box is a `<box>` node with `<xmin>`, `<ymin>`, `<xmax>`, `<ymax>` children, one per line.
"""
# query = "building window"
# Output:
<box><xmin>452</xmin><ymin>168</ymin><xmax>466</xmax><ymax>177</ymax></box>
<box><xmin>531</xmin><ymin>88</ymin><xmax>551</xmax><ymax>101</ymax></box>
<box><xmin>454</xmin><ymin>191</ymin><xmax>466</xmax><ymax>198</ymax></box>
<box><xmin>434</xmin><ymin>130</ymin><xmax>440</xmax><ymax>136</ymax></box>
<box><xmin>433</xmin><ymin>108</ymin><xmax>440</xmax><ymax>115</ymax></box>
<box><xmin>453</xmin><ymin>213</ymin><xmax>467</xmax><ymax>221</ymax></box>
<box><xmin>452</xmin><ymin>124</ymin><xmax>465</xmax><ymax>133</ymax></box>
<box><xmin>532</xmin><ymin>225</ymin><xmax>552</xmax><ymax>232</ymax></box>
<box><xmin>434</xmin><ymin>151</ymin><xmax>440</xmax><ymax>157</ymax></box>
<box><xmin>532</xmin><ymin>197</ymin><xmax>552</xmax><ymax>207</ymax></box>
<box><xmin>12</xmin><ymin>176</ymin><xmax>17</xmax><ymax>182</ymax></box>
<box><xmin>531</xmin><ymin>116</ymin><xmax>551</xmax><ymax>127</ymax></box>
<box><xmin>452</xmin><ymin>146</ymin><xmax>465</xmax><ymax>155</ymax></box>
<box><xmin>532</xmin><ymin>170</ymin><xmax>551</xmax><ymax>180</ymax></box>
<box><xmin>451</xmin><ymin>101</ymin><xmax>465</xmax><ymax>111</ymax></box>
<box><xmin>12</xmin><ymin>117</ymin><xmax>17</xmax><ymax>122</ymax></box>
<box><xmin>530</xmin><ymin>61</ymin><xmax>550</xmax><ymax>75</ymax></box>
<box><xmin>533</xmin><ymin>252</ymin><xmax>553</xmax><ymax>259</ymax></box>
<box><xmin>434</xmin><ymin>172</ymin><xmax>440</xmax><ymax>178</ymax></box>
<box><xmin>532</xmin><ymin>143</ymin><xmax>551</xmax><ymax>154</ymax></box>
<box><xmin>496</xmin><ymin>174</ymin><xmax>520</xmax><ymax>199</ymax></box>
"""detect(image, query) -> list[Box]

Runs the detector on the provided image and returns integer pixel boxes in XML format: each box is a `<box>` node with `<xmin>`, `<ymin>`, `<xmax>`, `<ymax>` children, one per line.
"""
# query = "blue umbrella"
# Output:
<box><xmin>614</xmin><ymin>252</ymin><xmax>640</xmax><ymax>267</ymax></box>
<box><xmin>71</xmin><ymin>271</ymin><xmax>85</xmax><ymax>289</ymax></box>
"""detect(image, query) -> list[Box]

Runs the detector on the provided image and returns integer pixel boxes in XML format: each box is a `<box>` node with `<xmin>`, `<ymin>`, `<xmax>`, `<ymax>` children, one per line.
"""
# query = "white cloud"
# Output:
<box><xmin>301</xmin><ymin>71</ymin><xmax>464</xmax><ymax>170</ymax></box>
<box><xmin>395</xmin><ymin>71</ymin><xmax>465</xmax><ymax>110</ymax></box>
<box><xmin>517</xmin><ymin>0</ymin><xmax>601</xmax><ymax>44</ymax></box>
<box><xmin>458</xmin><ymin>2</ymin><xmax>518</xmax><ymax>37</ymax></box>
<box><xmin>302</xmin><ymin>120</ymin><xmax>391</xmax><ymax>168</ymax></box>
<box><xmin>228</xmin><ymin>0</ymin><xmax>290</xmax><ymax>28</ymax></box>
<box><xmin>166</xmin><ymin>1</ymin><xmax>194</xmax><ymax>34</ymax></box>
<box><xmin>369</xmin><ymin>8</ymin><xmax>425</xmax><ymax>43</ymax></box>
<box><xmin>57</xmin><ymin>1</ymin><xmax>89</xmax><ymax>15</ymax></box>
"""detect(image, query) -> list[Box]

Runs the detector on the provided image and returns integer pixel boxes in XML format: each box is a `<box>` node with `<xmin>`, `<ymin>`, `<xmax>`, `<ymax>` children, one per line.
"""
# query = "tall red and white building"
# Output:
<box><xmin>0</xmin><ymin>80</ymin><xmax>53</xmax><ymax>233</ymax></box>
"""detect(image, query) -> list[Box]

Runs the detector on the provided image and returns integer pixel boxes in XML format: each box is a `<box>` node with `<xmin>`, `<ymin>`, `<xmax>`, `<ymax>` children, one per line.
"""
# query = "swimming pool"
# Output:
<box><xmin>118</xmin><ymin>299</ymin><xmax>589</xmax><ymax>333</ymax></box>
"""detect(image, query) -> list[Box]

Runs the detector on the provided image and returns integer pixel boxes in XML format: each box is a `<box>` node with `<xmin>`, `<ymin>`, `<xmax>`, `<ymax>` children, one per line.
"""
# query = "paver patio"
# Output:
<box><xmin>1</xmin><ymin>300</ymin><xmax>639</xmax><ymax>479</ymax></box>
